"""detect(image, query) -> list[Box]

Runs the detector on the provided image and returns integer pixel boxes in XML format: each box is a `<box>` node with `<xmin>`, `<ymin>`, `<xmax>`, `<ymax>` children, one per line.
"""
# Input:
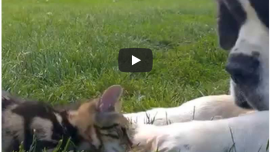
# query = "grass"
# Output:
<box><xmin>2</xmin><ymin>0</ymin><xmax>229</xmax><ymax>113</ymax></box>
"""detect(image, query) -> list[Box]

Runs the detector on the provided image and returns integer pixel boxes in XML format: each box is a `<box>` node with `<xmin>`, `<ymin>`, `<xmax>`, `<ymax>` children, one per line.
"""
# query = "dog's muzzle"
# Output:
<box><xmin>226</xmin><ymin>53</ymin><xmax>260</xmax><ymax>87</ymax></box>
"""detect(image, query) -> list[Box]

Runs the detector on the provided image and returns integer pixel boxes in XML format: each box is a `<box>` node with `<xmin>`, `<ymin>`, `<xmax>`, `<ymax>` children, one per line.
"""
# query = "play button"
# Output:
<box><xmin>132</xmin><ymin>55</ymin><xmax>141</xmax><ymax>65</ymax></box>
<box><xmin>118</xmin><ymin>48</ymin><xmax>153</xmax><ymax>72</ymax></box>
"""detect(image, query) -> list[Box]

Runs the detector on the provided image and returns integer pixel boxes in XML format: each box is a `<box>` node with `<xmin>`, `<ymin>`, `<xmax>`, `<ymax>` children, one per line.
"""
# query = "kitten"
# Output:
<box><xmin>2</xmin><ymin>85</ymin><xmax>132</xmax><ymax>152</ymax></box>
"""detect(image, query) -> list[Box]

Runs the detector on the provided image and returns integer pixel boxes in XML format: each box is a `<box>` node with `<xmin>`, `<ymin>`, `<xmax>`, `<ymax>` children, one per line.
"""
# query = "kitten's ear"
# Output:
<box><xmin>67</xmin><ymin>111</ymin><xmax>79</xmax><ymax>126</ymax></box>
<box><xmin>98</xmin><ymin>85</ymin><xmax>123</xmax><ymax>113</ymax></box>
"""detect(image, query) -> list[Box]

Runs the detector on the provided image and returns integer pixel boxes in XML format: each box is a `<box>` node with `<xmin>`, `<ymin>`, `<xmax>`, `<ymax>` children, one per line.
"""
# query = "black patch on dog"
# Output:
<box><xmin>217</xmin><ymin>0</ymin><xmax>269</xmax><ymax>50</ymax></box>
<box><xmin>226</xmin><ymin>53</ymin><xmax>260</xmax><ymax>86</ymax></box>
<box><xmin>233</xmin><ymin>85</ymin><xmax>253</xmax><ymax>109</ymax></box>
<box><xmin>226</xmin><ymin>53</ymin><xmax>260</xmax><ymax>109</ymax></box>
<box><xmin>224</xmin><ymin>0</ymin><xmax>247</xmax><ymax>24</ymax></box>
<box><xmin>249</xmin><ymin>0</ymin><xmax>269</xmax><ymax>28</ymax></box>
<box><xmin>217</xmin><ymin>0</ymin><xmax>247</xmax><ymax>50</ymax></box>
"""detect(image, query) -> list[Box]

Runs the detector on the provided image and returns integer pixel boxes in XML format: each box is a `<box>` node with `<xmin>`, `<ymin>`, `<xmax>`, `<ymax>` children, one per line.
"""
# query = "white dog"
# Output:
<box><xmin>124</xmin><ymin>0</ymin><xmax>269</xmax><ymax>151</ymax></box>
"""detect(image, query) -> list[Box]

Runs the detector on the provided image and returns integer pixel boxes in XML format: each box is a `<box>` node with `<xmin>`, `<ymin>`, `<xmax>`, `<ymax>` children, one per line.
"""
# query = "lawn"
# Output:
<box><xmin>2</xmin><ymin>0</ymin><xmax>229</xmax><ymax>113</ymax></box>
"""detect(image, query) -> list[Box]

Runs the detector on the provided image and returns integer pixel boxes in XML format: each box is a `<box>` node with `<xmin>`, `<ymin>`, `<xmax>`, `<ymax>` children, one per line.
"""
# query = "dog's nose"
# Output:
<box><xmin>226</xmin><ymin>53</ymin><xmax>260</xmax><ymax>85</ymax></box>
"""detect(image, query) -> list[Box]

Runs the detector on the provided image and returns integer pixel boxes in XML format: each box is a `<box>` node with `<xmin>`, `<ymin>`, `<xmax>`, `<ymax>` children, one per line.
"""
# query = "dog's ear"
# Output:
<box><xmin>97</xmin><ymin>85</ymin><xmax>123</xmax><ymax>113</ymax></box>
<box><xmin>217</xmin><ymin>0</ymin><xmax>240</xmax><ymax>50</ymax></box>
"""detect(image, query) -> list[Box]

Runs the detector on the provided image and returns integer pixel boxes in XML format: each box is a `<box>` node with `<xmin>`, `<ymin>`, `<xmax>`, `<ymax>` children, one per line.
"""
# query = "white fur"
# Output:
<box><xmin>133</xmin><ymin>111</ymin><xmax>269</xmax><ymax>152</ymax></box>
<box><xmin>124</xmin><ymin>95</ymin><xmax>253</xmax><ymax>125</ymax></box>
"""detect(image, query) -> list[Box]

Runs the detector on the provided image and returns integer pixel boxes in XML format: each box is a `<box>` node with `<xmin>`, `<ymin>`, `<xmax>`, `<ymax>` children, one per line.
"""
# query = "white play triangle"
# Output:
<box><xmin>132</xmin><ymin>55</ymin><xmax>141</xmax><ymax>65</ymax></box>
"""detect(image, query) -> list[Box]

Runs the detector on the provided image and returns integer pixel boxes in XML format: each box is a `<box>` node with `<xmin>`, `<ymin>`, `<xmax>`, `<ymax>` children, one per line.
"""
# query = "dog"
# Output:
<box><xmin>125</xmin><ymin>0</ymin><xmax>269</xmax><ymax>124</ymax></box>
<box><xmin>124</xmin><ymin>0</ymin><xmax>269</xmax><ymax>151</ymax></box>
<box><xmin>219</xmin><ymin>0</ymin><xmax>269</xmax><ymax>111</ymax></box>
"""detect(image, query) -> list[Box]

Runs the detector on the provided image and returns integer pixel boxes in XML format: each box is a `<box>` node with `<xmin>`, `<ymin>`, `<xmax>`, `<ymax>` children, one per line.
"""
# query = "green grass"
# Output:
<box><xmin>2</xmin><ymin>0</ymin><xmax>230</xmax><ymax>113</ymax></box>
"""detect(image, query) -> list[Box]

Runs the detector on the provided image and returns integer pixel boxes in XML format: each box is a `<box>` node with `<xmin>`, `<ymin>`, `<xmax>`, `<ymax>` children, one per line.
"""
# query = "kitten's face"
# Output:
<box><xmin>68</xmin><ymin>85</ymin><xmax>132</xmax><ymax>152</ymax></box>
